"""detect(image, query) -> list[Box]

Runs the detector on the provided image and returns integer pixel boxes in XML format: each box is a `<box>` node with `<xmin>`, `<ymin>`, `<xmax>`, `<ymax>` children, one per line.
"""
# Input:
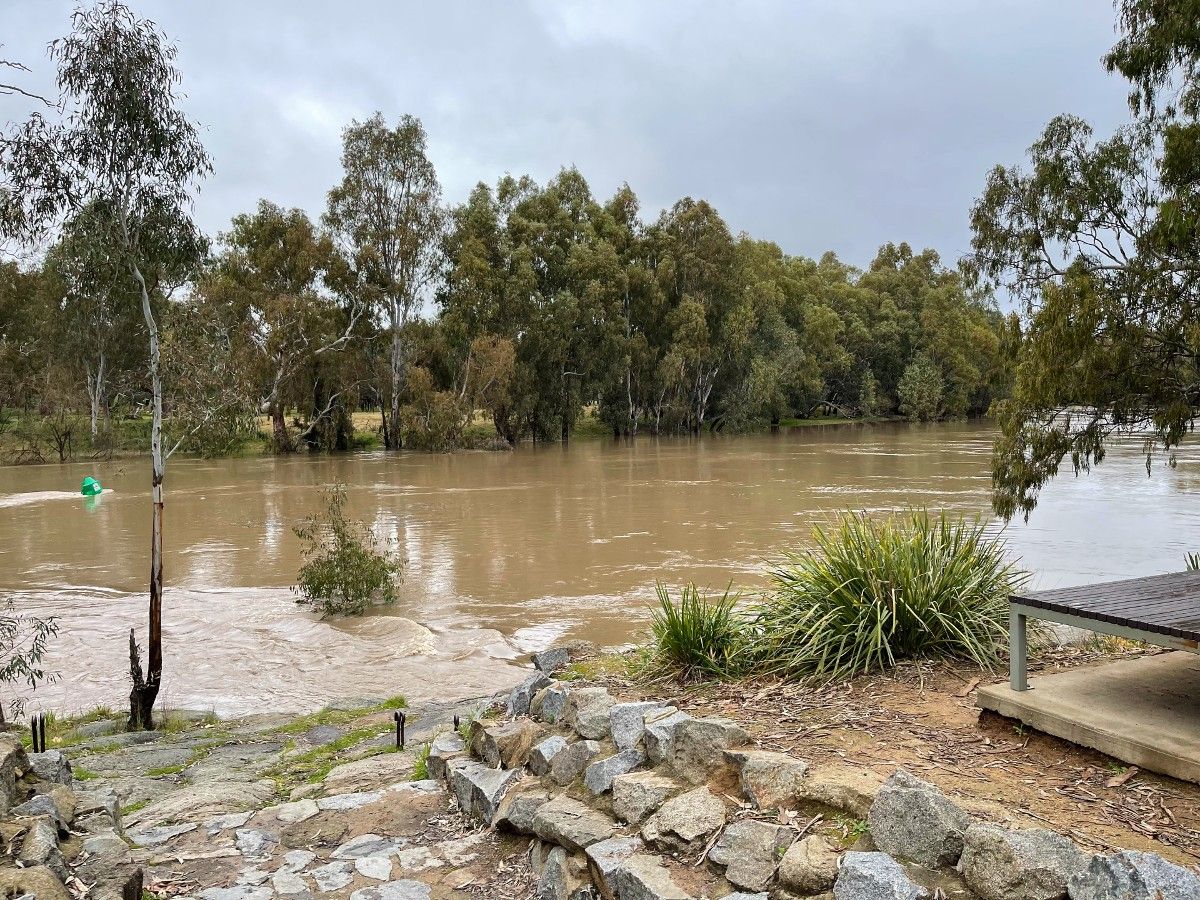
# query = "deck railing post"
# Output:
<box><xmin>1010</xmin><ymin>607</ymin><xmax>1029</xmax><ymax>691</ymax></box>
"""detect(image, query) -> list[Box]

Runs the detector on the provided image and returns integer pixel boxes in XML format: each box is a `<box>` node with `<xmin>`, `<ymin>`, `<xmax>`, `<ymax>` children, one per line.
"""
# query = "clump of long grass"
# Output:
<box><xmin>750</xmin><ymin>509</ymin><xmax>1028</xmax><ymax>681</ymax></box>
<box><xmin>649</xmin><ymin>582</ymin><xmax>746</xmax><ymax>680</ymax></box>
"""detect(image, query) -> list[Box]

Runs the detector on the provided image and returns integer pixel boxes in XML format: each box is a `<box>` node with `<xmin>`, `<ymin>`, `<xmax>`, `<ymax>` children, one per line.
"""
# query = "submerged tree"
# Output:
<box><xmin>972</xmin><ymin>0</ymin><xmax>1200</xmax><ymax>519</ymax></box>
<box><xmin>1</xmin><ymin>2</ymin><xmax>211</xmax><ymax>728</ymax></box>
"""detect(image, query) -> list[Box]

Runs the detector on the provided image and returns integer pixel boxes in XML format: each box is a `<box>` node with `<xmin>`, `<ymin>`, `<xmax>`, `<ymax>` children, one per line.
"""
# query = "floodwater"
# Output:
<box><xmin>2</xmin><ymin>421</ymin><xmax>1198</xmax><ymax>716</ymax></box>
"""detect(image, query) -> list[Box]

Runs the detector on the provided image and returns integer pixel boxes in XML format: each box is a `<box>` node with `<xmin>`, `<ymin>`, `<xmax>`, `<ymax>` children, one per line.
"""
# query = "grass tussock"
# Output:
<box><xmin>751</xmin><ymin>509</ymin><xmax>1027</xmax><ymax>681</ymax></box>
<box><xmin>646</xmin><ymin>509</ymin><xmax>1028</xmax><ymax>684</ymax></box>
<box><xmin>648</xmin><ymin>582</ymin><xmax>746</xmax><ymax>680</ymax></box>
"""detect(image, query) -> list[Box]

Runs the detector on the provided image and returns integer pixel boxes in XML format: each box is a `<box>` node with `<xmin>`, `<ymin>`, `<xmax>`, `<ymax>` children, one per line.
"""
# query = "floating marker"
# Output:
<box><xmin>81</xmin><ymin>476</ymin><xmax>102</xmax><ymax>497</ymax></box>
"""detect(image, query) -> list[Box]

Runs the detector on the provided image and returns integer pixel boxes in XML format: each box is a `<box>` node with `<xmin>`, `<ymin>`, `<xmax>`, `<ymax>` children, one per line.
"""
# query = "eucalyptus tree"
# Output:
<box><xmin>0</xmin><ymin>2</ymin><xmax>211</xmax><ymax>728</ymax></box>
<box><xmin>971</xmin><ymin>0</ymin><xmax>1200</xmax><ymax>519</ymax></box>
<box><xmin>205</xmin><ymin>201</ymin><xmax>359</xmax><ymax>452</ymax></box>
<box><xmin>325</xmin><ymin>113</ymin><xmax>444</xmax><ymax>449</ymax></box>
<box><xmin>42</xmin><ymin>202</ymin><xmax>144</xmax><ymax>439</ymax></box>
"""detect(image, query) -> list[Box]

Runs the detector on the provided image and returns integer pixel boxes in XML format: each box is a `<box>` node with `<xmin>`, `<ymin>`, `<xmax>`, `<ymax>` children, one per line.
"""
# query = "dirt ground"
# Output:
<box><xmin>584</xmin><ymin>642</ymin><xmax>1200</xmax><ymax>870</ymax></box>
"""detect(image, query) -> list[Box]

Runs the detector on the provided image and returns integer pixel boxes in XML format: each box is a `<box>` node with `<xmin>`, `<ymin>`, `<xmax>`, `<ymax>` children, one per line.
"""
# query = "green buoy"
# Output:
<box><xmin>81</xmin><ymin>476</ymin><xmax>102</xmax><ymax>497</ymax></box>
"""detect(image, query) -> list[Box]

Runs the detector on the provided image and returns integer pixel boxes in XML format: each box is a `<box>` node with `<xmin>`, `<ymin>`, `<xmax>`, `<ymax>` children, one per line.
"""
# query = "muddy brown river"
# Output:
<box><xmin>2</xmin><ymin>421</ymin><xmax>1198</xmax><ymax>716</ymax></box>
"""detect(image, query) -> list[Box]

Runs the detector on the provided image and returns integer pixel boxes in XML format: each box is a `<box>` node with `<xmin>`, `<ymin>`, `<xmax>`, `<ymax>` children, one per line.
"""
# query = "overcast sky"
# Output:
<box><xmin>2</xmin><ymin>1</ymin><xmax>1131</xmax><ymax>269</ymax></box>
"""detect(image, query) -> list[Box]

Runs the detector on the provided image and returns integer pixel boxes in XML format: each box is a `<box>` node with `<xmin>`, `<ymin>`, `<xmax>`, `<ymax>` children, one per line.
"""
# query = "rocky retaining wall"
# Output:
<box><xmin>0</xmin><ymin>732</ymin><xmax>141</xmax><ymax>899</ymax></box>
<box><xmin>429</xmin><ymin>660</ymin><xmax>1200</xmax><ymax>900</ymax></box>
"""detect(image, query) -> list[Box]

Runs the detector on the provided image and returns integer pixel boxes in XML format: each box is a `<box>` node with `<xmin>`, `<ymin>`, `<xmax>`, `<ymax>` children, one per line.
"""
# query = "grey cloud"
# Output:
<box><xmin>2</xmin><ymin>0</ymin><xmax>1131</xmax><ymax>267</ymax></box>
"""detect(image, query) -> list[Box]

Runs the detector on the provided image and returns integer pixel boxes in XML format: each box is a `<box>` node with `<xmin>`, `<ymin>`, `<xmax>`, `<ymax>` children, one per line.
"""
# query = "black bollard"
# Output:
<box><xmin>30</xmin><ymin>715</ymin><xmax>38</xmax><ymax>753</ymax></box>
<box><xmin>453</xmin><ymin>714</ymin><xmax>460</xmax><ymax>732</ymax></box>
<box><xmin>394</xmin><ymin>711</ymin><xmax>406</xmax><ymax>750</ymax></box>
<box><xmin>38</xmin><ymin>713</ymin><xmax>46</xmax><ymax>753</ymax></box>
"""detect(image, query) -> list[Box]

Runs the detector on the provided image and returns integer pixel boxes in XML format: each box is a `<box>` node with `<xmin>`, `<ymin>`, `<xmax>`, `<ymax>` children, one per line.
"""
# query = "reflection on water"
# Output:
<box><xmin>1</xmin><ymin>421</ymin><xmax>1197</xmax><ymax>714</ymax></box>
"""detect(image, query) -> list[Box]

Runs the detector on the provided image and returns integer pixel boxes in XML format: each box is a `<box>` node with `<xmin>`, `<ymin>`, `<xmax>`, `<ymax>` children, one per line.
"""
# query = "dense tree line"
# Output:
<box><xmin>3</xmin><ymin>72</ymin><xmax>1016</xmax><ymax>461</ymax></box>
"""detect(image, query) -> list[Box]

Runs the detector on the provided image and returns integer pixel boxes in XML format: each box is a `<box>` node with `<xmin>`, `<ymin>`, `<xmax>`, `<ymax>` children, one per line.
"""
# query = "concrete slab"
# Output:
<box><xmin>977</xmin><ymin>651</ymin><xmax>1200</xmax><ymax>784</ymax></box>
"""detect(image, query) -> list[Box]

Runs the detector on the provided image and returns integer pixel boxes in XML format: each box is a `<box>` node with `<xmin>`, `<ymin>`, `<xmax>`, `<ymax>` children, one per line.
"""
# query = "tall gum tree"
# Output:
<box><xmin>0</xmin><ymin>2</ymin><xmax>211</xmax><ymax>728</ymax></box>
<box><xmin>325</xmin><ymin>113</ymin><xmax>443</xmax><ymax>450</ymax></box>
<box><xmin>970</xmin><ymin>0</ymin><xmax>1200</xmax><ymax>520</ymax></box>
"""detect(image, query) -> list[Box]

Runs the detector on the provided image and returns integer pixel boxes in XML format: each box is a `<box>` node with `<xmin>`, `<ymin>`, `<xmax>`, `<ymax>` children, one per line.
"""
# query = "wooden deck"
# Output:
<box><xmin>1015</xmin><ymin>570</ymin><xmax>1200</xmax><ymax>643</ymax></box>
<box><xmin>1008</xmin><ymin>571</ymin><xmax>1200</xmax><ymax>692</ymax></box>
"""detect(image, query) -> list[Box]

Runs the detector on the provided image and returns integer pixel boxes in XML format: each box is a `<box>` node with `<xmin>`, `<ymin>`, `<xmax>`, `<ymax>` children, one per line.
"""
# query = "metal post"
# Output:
<box><xmin>30</xmin><ymin>715</ymin><xmax>39</xmax><ymax>753</ymax></box>
<box><xmin>394</xmin><ymin>711</ymin><xmax>405</xmax><ymax>750</ymax></box>
<box><xmin>39</xmin><ymin>713</ymin><xmax>46</xmax><ymax>752</ymax></box>
<box><xmin>1010</xmin><ymin>607</ymin><xmax>1029</xmax><ymax>691</ymax></box>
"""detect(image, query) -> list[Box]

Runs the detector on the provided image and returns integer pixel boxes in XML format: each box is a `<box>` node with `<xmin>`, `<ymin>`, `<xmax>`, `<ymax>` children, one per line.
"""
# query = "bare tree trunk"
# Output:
<box><xmin>388</xmin><ymin>300</ymin><xmax>404</xmax><ymax>450</ymax></box>
<box><xmin>86</xmin><ymin>352</ymin><xmax>105</xmax><ymax>440</ymax></box>
<box><xmin>130</xmin><ymin>263</ymin><xmax>162</xmax><ymax>730</ymax></box>
<box><xmin>269</xmin><ymin>401</ymin><xmax>293</xmax><ymax>453</ymax></box>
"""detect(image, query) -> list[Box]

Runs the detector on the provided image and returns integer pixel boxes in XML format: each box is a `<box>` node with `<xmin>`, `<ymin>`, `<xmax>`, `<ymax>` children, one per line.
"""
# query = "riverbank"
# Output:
<box><xmin>0</xmin><ymin>407</ymin><xmax>892</xmax><ymax>467</ymax></box>
<box><xmin>14</xmin><ymin>638</ymin><xmax>1198</xmax><ymax>900</ymax></box>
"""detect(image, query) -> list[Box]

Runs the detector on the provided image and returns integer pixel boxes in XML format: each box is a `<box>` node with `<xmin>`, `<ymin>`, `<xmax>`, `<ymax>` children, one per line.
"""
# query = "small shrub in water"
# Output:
<box><xmin>751</xmin><ymin>509</ymin><xmax>1027</xmax><ymax>681</ymax></box>
<box><xmin>649</xmin><ymin>582</ymin><xmax>746</xmax><ymax>680</ymax></box>
<box><xmin>293</xmin><ymin>484</ymin><xmax>404</xmax><ymax>617</ymax></box>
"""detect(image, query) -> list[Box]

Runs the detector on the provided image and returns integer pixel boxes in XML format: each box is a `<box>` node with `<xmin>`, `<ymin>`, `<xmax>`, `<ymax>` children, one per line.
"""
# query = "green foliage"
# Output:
<box><xmin>0</xmin><ymin>598</ymin><xmax>58</xmax><ymax>721</ymax></box>
<box><xmin>411</xmin><ymin>741</ymin><xmax>432</xmax><ymax>781</ymax></box>
<box><xmin>751</xmin><ymin>510</ymin><xmax>1028</xmax><ymax>681</ymax></box>
<box><xmin>974</xmin><ymin>2</ymin><xmax>1200</xmax><ymax>519</ymax></box>
<box><xmin>292</xmin><ymin>484</ymin><xmax>403</xmax><ymax>617</ymax></box>
<box><xmin>649</xmin><ymin>582</ymin><xmax>746</xmax><ymax>680</ymax></box>
<box><xmin>897</xmin><ymin>353</ymin><xmax>944</xmax><ymax>421</ymax></box>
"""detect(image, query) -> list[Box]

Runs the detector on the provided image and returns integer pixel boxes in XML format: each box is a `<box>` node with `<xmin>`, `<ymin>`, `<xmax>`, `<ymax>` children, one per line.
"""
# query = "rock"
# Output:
<box><xmin>271</xmin><ymin>870</ymin><xmax>311</xmax><ymax>898</ymax></box>
<box><xmin>669</xmin><ymin>717</ymin><xmax>749</xmax><ymax>783</ymax></box>
<box><xmin>235</xmin><ymin>827</ymin><xmax>278</xmax><ymax>859</ymax></box>
<box><xmin>311</xmin><ymin>861</ymin><xmax>356</xmax><ymax>891</ymax></box>
<box><xmin>0</xmin><ymin>866</ymin><xmax>71</xmax><ymax>900</ymax></box>
<box><xmin>332</xmin><ymin>833</ymin><xmax>406</xmax><ymax>858</ymax></box>
<box><xmin>74</xmin><ymin>786</ymin><xmax>121</xmax><ymax>825</ymax></box>
<box><xmin>317</xmin><ymin>790</ymin><xmax>384</xmax><ymax>811</ymax></box>
<box><xmin>495</xmin><ymin>780</ymin><xmax>552</xmax><ymax>834</ymax></box>
<box><xmin>303</xmin><ymin>724</ymin><xmax>344</xmax><ymax>745</ymax></box>
<box><xmin>480</xmin><ymin>719</ymin><xmax>544</xmax><ymax>769</ymax></box>
<box><xmin>274</xmin><ymin>798</ymin><xmax>320</xmax><ymax>824</ymax></box>
<box><xmin>585</xmin><ymin>836</ymin><xmax>643</xmax><ymax>900</ymax></box>
<box><xmin>125</xmin><ymin>777</ymin><xmax>275</xmax><ymax>825</ymax></box>
<box><xmin>563</xmin><ymin>687</ymin><xmax>615</xmax><ymax>740</ymax></box>
<box><xmin>205</xmin><ymin>810</ymin><xmax>254</xmax><ymax>834</ymax></box>
<box><xmin>535</xmin><ymin>683</ymin><xmax>572</xmax><ymax>724</ymax></box>
<box><xmin>779</xmin><ymin>835</ymin><xmax>840</xmax><ymax>894</ymax></box>
<box><xmin>709</xmin><ymin>819</ymin><xmax>794</xmax><ymax>892</ymax></box>
<box><xmin>0</xmin><ymin>734</ymin><xmax>28</xmax><ymax>813</ymax></box>
<box><xmin>281</xmin><ymin>849</ymin><xmax>317</xmax><ymax>872</ymax></box>
<box><xmin>19</xmin><ymin>817</ymin><xmax>65</xmax><ymax>877</ymax></box>
<box><xmin>128</xmin><ymin>822</ymin><xmax>197</xmax><ymax>847</ymax></box>
<box><xmin>80</xmin><ymin>829</ymin><xmax>130</xmax><ymax>862</ymax></box>
<box><xmin>611</xmin><ymin>854</ymin><xmax>691</xmax><ymax>900</ymax></box>
<box><xmin>198</xmin><ymin>888</ymin><xmax>274</xmax><ymax>900</ymax></box>
<box><xmin>12</xmin><ymin>792</ymin><xmax>71</xmax><ymax>835</ymax></box>
<box><xmin>959</xmin><ymin>824</ymin><xmax>1090</xmax><ymax>900</ymax></box>
<box><xmin>800</xmin><ymin>764</ymin><xmax>884</xmax><ymax>818</ymax></box>
<box><xmin>643</xmin><ymin>709</ymin><xmax>693</xmax><ymax>766</ymax></box>
<box><xmin>1067</xmin><ymin>849</ymin><xmax>1200</xmax><ymax>900</ymax></box>
<box><xmin>356</xmin><ymin>855</ymin><xmax>395</xmax><ymax>881</ymax></box>
<box><xmin>437</xmin><ymin>831</ymin><xmax>486</xmax><ymax>866</ymax></box>
<box><xmin>867</xmin><ymin>770</ymin><xmax>971</xmax><ymax>868</ymax></box>
<box><xmin>240</xmin><ymin>868</ymin><xmax>271</xmax><ymax>886</ymax></box>
<box><xmin>28</xmin><ymin>749</ymin><xmax>71</xmax><ymax>785</ymax></box>
<box><xmin>718</xmin><ymin>895</ymin><xmax>768</xmax><ymax>900</ymax></box>
<box><xmin>532</xmin><ymin>794</ymin><xmax>617</xmax><ymax>851</ymax></box>
<box><xmin>727</xmin><ymin>749</ymin><xmax>810</xmax><ymax>809</ymax></box>
<box><xmin>290</xmin><ymin>783</ymin><xmax>323</xmax><ymax>801</ymax></box>
<box><xmin>612</xmin><ymin>770</ymin><xmax>683</xmax><ymax>825</ymax></box>
<box><xmin>509</xmin><ymin>671</ymin><xmax>554</xmax><ymax>717</ymax></box>
<box><xmin>609</xmin><ymin>702</ymin><xmax>672</xmax><ymax>750</ymax></box>
<box><xmin>427</xmin><ymin>731</ymin><xmax>467</xmax><ymax>781</ymax></box>
<box><xmin>323</xmin><ymin>754</ymin><xmax>410</xmax><ymax>793</ymax></box>
<box><xmin>551</xmin><ymin>739</ymin><xmax>602</xmax><ymax>785</ymax></box>
<box><xmin>393</xmin><ymin>846</ymin><xmax>442</xmax><ymax>871</ymax></box>
<box><xmin>534</xmin><ymin>647</ymin><xmax>573</xmax><ymax>674</ymax></box>
<box><xmin>530</xmin><ymin>736</ymin><xmax>569</xmax><ymax>775</ymax></box>
<box><xmin>834</xmin><ymin>851</ymin><xmax>928</xmax><ymax>900</ymax></box>
<box><xmin>584</xmin><ymin>749</ymin><xmax>645</xmax><ymax>795</ymax></box>
<box><xmin>642</xmin><ymin>786</ymin><xmax>727</xmax><ymax>854</ymax></box>
<box><xmin>349</xmin><ymin>883</ymin><xmax>432</xmax><ymax>900</ymax></box>
<box><xmin>538</xmin><ymin>845</ymin><xmax>573</xmax><ymax>900</ymax></box>
<box><xmin>448</xmin><ymin>758</ymin><xmax>523</xmax><ymax>823</ymax></box>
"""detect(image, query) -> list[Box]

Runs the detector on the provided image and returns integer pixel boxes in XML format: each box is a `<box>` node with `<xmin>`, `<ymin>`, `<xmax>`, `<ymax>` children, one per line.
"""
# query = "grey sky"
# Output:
<box><xmin>3</xmin><ymin>1</ymin><xmax>1131</xmax><ymax>269</ymax></box>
